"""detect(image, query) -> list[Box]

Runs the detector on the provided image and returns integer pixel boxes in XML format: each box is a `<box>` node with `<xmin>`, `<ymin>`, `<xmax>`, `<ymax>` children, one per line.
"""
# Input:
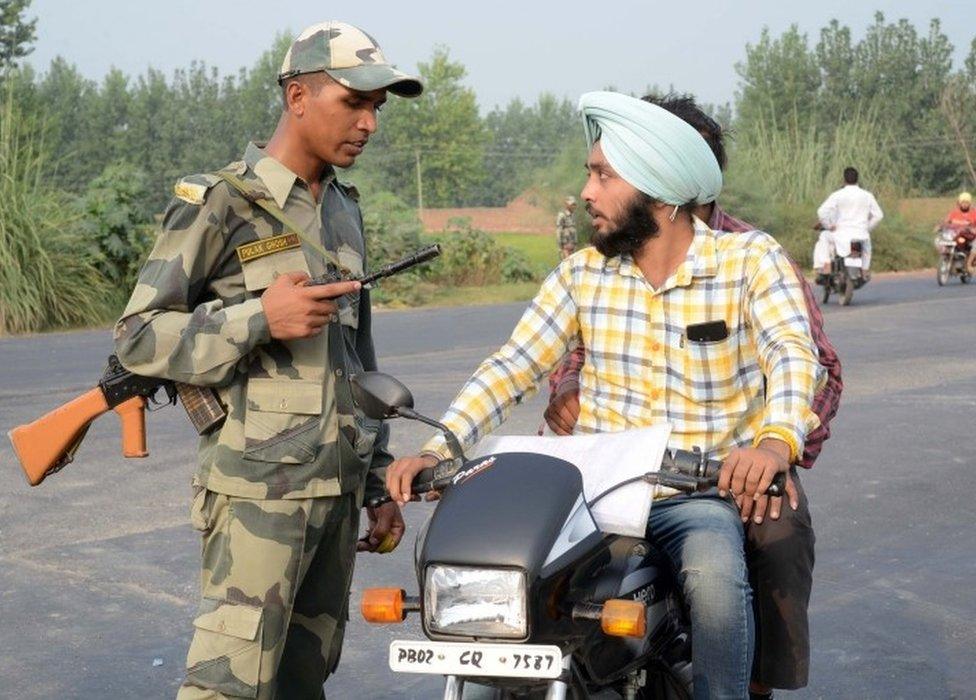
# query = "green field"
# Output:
<box><xmin>489</xmin><ymin>232</ymin><xmax>561</xmax><ymax>275</ymax></box>
<box><xmin>423</xmin><ymin>230</ymin><xmax>561</xmax><ymax>276</ymax></box>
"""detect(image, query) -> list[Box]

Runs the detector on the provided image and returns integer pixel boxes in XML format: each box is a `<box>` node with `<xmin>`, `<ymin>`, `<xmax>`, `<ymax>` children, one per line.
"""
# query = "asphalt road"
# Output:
<box><xmin>1</xmin><ymin>271</ymin><xmax>974</xmax><ymax>699</ymax></box>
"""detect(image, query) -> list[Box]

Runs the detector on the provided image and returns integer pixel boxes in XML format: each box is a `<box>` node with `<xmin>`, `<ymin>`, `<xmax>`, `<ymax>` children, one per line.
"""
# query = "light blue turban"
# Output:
<box><xmin>578</xmin><ymin>91</ymin><xmax>722</xmax><ymax>206</ymax></box>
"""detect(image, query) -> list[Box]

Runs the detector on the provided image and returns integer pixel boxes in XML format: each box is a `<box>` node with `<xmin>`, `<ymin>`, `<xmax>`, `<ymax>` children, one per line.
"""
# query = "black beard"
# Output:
<box><xmin>591</xmin><ymin>192</ymin><xmax>659</xmax><ymax>258</ymax></box>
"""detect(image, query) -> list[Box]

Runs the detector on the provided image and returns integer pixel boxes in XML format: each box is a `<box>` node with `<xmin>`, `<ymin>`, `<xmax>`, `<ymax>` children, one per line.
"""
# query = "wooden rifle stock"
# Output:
<box><xmin>7</xmin><ymin>388</ymin><xmax>148</xmax><ymax>486</ymax></box>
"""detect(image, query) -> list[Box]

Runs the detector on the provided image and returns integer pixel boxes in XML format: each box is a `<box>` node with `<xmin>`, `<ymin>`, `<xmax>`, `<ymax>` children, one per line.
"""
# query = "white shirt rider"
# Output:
<box><xmin>817</xmin><ymin>169</ymin><xmax>883</xmax><ymax>270</ymax></box>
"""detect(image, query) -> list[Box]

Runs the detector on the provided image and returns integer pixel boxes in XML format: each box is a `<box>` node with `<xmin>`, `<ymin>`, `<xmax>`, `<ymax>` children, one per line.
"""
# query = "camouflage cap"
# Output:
<box><xmin>278</xmin><ymin>21</ymin><xmax>423</xmax><ymax>98</ymax></box>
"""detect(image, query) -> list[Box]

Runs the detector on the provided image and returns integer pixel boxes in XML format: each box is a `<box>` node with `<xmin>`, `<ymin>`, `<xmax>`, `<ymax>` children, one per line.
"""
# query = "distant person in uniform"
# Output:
<box><xmin>556</xmin><ymin>196</ymin><xmax>578</xmax><ymax>259</ymax></box>
<box><xmin>816</xmin><ymin>167</ymin><xmax>883</xmax><ymax>279</ymax></box>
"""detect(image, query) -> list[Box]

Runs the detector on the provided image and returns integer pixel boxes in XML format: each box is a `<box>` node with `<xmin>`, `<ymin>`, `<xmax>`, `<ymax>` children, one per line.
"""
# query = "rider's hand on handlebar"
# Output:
<box><xmin>718</xmin><ymin>441</ymin><xmax>790</xmax><ymax>508</ymax></box>
<box><xmin>737</xmin><ymin>471</ymin><xmax>799</xmax><ymax>525</ymax></box>
<box><xmin>386</xmin><ymin>453</ymin><xmax>439</xmax><ymax>506</ymax></box>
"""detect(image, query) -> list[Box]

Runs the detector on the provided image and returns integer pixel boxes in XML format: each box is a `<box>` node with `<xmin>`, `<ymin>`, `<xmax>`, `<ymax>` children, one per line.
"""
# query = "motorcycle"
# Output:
<box><xmin>351</xmin><ymin>372</ymin><xmax>785</xmax><ymax>700</ymax></box>
<box><xmin>934</xmin><ymin>227</ymin><xmax>975</xmax><ymax>286</ymax></box>
<box><xmin>818</xmin><ymin>237</ymin><xmax>868</xmax><ymax>306</ymax></box>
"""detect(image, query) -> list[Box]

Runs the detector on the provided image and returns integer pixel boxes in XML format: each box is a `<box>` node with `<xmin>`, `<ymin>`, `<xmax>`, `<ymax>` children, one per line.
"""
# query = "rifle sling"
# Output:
<box><xmin>217</xmin><ymin>171</ymin><xmax>351</xmax><ymax>276</ymax></box>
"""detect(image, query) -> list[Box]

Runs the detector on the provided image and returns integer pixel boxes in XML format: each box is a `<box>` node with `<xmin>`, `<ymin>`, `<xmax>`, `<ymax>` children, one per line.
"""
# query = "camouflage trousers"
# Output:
<box><xmin>177</xmin><ymin>488</ymin><xmax>361</xmax><ymax>699</ymax></box>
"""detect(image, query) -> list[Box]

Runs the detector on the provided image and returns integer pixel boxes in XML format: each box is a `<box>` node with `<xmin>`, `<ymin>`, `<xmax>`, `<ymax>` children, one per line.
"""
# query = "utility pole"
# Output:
<box><xmin>414</xmin><ymin>148</ymin><xmax>424</xmax><ymax>216</ymax></box>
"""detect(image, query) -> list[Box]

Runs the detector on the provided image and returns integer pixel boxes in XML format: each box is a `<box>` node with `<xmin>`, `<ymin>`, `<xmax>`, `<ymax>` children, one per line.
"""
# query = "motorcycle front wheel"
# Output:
<box><xmin>937</xmin><ymin>256</ymin><xmax>950</xmax><ymax>286</ymax></box>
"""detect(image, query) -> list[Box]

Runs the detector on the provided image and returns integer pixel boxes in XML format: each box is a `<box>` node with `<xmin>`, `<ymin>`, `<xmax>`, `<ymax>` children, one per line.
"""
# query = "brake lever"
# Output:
<box><xmin>367</xmin><ymin>493</ymin><xmax>422</xmax><ymax>509</ymax></box>
<box><xmin>367</xmin><ymin>458</ymin><xmax>459</xmax><ymax>509</ymax></box>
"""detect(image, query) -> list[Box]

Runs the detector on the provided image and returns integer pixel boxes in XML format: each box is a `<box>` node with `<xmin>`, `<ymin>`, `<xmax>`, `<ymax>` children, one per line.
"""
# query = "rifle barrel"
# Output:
<box><xmin>359</xmin><ymin>244</ymin><xmax>441</xmax><ymax>286</ymax></box>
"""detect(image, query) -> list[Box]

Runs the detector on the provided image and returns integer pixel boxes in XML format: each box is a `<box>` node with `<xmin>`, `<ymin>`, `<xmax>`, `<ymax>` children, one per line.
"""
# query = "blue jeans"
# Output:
<box><xmin>648</xmin><ymin>493</ymin><xmax>753</xmax><ymax>700</ymax></box>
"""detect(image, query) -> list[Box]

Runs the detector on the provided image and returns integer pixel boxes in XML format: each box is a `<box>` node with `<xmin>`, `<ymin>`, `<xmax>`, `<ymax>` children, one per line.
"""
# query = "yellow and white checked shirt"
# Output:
<box><xmin>424</xmin><ymin>219</ymin><xmax>824</xmax><ymax>463</ymax></box>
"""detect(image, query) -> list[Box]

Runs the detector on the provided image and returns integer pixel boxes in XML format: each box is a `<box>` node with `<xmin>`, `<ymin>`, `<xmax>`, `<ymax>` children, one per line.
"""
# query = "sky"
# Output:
<box><xmin>25</xmin><ymin>0</ymin><xmax>976</xmax><ymax>111</ymax></box>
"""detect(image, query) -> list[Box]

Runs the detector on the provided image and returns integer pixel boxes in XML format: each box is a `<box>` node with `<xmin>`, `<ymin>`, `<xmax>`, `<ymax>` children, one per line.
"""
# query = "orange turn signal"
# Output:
<box><xmin>361</xmin><ymin>587</ymin><xmax>406</xmax><ymax>623</ymax></box>
<box><xmin>600</xmin><ymin>599</ymin><xmax>647</xmax><ymax>638</ymax></box>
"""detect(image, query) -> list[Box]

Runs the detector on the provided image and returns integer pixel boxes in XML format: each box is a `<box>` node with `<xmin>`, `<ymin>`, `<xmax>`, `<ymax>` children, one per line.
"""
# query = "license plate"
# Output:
<box><xmin>845</xmin><ymin>257</ymin><xmax>863</xmax><ymax>268</ymax></box>
<box><xmin>389</xmin><ymin>639</ymin><xmax>562</xmax><ymax>679</ymax></box>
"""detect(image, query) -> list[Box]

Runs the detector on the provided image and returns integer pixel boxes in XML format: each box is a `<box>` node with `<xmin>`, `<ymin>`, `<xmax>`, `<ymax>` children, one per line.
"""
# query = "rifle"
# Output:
<box><xmin>7</xmin><ymin>245</ymin><xmax>442</xmax><ymax>487</ymax></box>
<box><xmin>7</xmin><ymin>357</ymin><xmax>224</xmax><ymax>486</ymax></box>
<box><xmin>304</xmin><ymin>243</ymin><xmax>441</xmax><ymax>287</ymax></box>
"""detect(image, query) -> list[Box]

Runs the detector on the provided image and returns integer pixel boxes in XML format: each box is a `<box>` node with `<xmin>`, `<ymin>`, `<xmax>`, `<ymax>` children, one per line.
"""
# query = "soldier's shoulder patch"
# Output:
<box><xmin>174</xmin><ymin>173</ymin><xmax>221</xmax><ymax>205</ymax></box>
<box><xmin>336</xmin><ymin>180</ymin><xmax>360</xmax><ymax>202</ymax></box>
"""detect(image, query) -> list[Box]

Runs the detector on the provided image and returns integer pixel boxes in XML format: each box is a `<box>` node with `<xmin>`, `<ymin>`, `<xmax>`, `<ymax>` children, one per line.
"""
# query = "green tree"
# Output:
<box><xmin>735</xmin><ymin>25</ymin><xmax>821</xmax><ymax>134</ymax></box>
<box><xmin>852</xmin><ymin>14</ymin><xmax>955</xmax><ymax>191</ymax></box>
<box><xmin>0</xmin><ymin>0</ymin><xmax>35</xmax><ymax>72</ymax></box>
<box><xmin>362</xmin><ymin>47</ymin><xmax>487</xmax><ymax>207</ymax></box>
<box><xmin>34</xmin><ymin>58</ymin><xmax>99</xmax><ymax>192</ymax></box>
<box><xmin>232</xmin><ymin>31</ymin><xmax>292</xmax><ymax>143</ymax></box>
<box><xmin>814</xmin><ymin>19</ymin><xmax>855</xmax><ymax>125</ymax></box>
<box><xmin>736</xmin><ymin>14</ymin><xmax>965</xmax><ymax>195</ymax></box>
<box><xmin>481</xmin><ymin>93</ymin><xmax>577</xmax><ymax>205</ymax></box>
<box><xmin>75</xmin><ymin>161</ymin><xmax>154</xmax><ymax>288</ymax></box>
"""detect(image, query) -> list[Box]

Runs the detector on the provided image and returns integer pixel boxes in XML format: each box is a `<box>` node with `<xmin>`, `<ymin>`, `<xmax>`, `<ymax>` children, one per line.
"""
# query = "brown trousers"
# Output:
<box><xmin>745</xmin><ymin>468</ymin><xmax>815</xmax><ymax>689</ymax></box>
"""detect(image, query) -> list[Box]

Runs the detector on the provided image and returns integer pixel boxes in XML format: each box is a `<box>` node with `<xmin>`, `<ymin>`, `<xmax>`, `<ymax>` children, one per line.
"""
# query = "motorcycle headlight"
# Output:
<box><xmin>424</xmin><ymin>565</ymin><xmax>527</xmax><ymax>639</ymax></box>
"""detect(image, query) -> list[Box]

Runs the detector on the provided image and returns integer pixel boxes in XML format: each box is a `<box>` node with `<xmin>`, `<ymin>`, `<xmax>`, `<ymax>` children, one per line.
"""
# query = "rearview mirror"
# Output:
<box><xmin>350</xmin><ymin>372</ymin><xmax>415</xmax><ymax>420</ymax></box>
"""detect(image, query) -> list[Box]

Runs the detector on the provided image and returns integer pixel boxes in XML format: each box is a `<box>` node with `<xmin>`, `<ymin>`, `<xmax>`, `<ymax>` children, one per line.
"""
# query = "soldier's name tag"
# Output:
<box><xmin>236</xmin><ymin>234</ymin><xmax>302</xmax><ymax>264</ymax></box>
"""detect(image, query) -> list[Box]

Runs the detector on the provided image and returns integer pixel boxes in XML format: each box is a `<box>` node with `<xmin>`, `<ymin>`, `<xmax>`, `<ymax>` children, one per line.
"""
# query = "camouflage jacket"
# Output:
<box><xmin>114</xmin><ymin>142</ymin><xmax>392</xmax><ymax>501</ymax></box>
<box><xmin>556</xmin><ymin>209</ymin><xmax>577</xmax><ymax>247</ymax></box>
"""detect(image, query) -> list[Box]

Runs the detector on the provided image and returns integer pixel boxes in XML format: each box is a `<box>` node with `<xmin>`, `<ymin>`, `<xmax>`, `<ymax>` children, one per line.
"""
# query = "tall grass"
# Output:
<box><xmin>0</xmin><ymin>85</ymin><xmax>119</xmax><ymax>334</ymax></box>
<box><xmin>727</xmin><ymin>108</ymin><xmax>909</xmax><ymax>206</ymax></box>
<box><xmin>723</xmin><ymin>108</ymin><xmax>931</xmax><ymax>271</ymax></box>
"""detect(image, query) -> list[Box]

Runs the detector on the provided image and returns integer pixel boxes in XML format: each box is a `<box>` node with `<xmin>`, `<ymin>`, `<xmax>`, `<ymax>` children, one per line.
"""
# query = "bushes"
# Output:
<box><xmin>360</xmin><ymin>191</ymin><xmax>431</xmax><ymax>306</ymax></box>
<box><xmin>430</xmin><ymin>218</ymin><xmax>536</xmax><ymax>286</ymax></box>
<box><xmin>75</xmin><ymin>162</ymin><xmax>155</xmax><ymax>289</ymax></box>
<box><xmin>0</xmin><ymin>92</ymin><xmax>119</xmax><ymax>335</ymax></box>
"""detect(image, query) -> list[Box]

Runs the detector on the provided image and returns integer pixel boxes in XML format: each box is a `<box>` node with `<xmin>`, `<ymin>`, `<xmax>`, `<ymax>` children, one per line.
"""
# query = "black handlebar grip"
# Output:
<box><xmin>366</xmin><ymin>466</ymin><xmax>439</xmax><ymax>509</ymax></box>
<box><xmin>412</xmin><ymin>467</ymin><xmax>434</xmax><ymax>485</ymax></box>
<box><xmin>767</xmin><ymin>471</ymin><xmax>787</xmax><ymax>497</ymax></box>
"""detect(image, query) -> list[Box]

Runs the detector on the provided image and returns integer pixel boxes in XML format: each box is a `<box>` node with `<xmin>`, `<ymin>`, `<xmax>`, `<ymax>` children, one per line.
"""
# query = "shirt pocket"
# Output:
<box><xmin>240</xmin><ymin>247</ymin><xmax>310</xmax><ymax>293</ymax></box>
<box><xmin>243</xmin><ymin>378</ymin><xmax>322</xmax><ymax>464</ymax></box>
<box><xmin>681</xmin><ymin>330</ymin><xmax>743</xmax><ymax>404</ymax></box>
<box><xmin>185</xmin><ymin>598</ymin><xmax>263</xmax><ymax>698</ymax></box>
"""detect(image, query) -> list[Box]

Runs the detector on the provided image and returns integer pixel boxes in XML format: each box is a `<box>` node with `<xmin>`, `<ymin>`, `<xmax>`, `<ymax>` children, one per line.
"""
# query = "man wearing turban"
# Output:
<box><xmin>387</xmin><ymin>92</ymin><xmax>824</xmax><ymax>698</ymax></box>
<box><xmin>544</xmin><ymin>93</ymin><xmax>836</xmax><ymax>697</ymax></box>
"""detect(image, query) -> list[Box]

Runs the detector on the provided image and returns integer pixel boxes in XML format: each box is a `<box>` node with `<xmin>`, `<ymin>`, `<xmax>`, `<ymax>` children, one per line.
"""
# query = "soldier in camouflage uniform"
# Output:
<box><xmin>114</xmin><ymin>21</ymin><xmax>422</xmax><ymax>699</ymax></box>
<box><xmin>556</xmin><ymin>195</ymin><xmax>578</xmax><ymax>259</ymax></box>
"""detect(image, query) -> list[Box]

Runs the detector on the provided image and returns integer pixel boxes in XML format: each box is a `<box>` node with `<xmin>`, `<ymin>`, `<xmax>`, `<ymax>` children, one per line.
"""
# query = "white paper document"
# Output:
<box><xmin>471</xmin><ymin>425</ymin><xmax>672</xmax><ymax>537</ymax></box>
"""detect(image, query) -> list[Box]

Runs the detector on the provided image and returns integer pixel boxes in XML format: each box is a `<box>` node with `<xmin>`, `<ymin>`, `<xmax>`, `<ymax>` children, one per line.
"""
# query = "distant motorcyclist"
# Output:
<box><xmin>939</xmin><ymin>191</ymin><xmax>976</xmax><ymax>233</ymax></box>
<box><xmin>817</xmin><ymin>167</ymin><xmax>883</xmax><ymax>279</ymax></box>
<box><xmin>938</xmin><ymin>192</ymin><xmax>976</xmax><ymax>275</ymax></box>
